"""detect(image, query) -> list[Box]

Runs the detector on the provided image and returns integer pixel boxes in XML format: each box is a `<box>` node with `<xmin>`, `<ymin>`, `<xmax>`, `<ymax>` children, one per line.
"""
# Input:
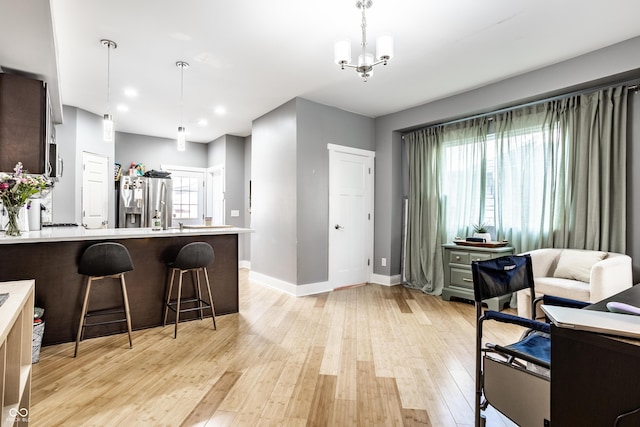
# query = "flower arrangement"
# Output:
<box><xmin>0</xmin><ymin>162</ymin><xmax>49</xmax><ymax>236</ymax></box>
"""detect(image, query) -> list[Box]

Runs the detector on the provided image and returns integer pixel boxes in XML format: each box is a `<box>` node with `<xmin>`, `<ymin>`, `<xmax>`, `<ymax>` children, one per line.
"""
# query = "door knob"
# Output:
<box><xmin>335</xmin><ymin>224</ymin><xmax>344</xmax><ymax>230</ymax></box>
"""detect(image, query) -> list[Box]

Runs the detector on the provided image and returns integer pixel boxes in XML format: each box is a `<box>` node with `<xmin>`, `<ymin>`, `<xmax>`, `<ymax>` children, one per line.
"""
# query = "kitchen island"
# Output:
<box><xmin>0</xmin><ymin>226</ymin><xmax>251</xmax><ymax>345</ymax></box>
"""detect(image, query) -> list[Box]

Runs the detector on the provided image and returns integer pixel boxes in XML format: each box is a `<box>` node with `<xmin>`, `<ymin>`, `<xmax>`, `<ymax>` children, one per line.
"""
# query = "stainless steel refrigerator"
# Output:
<box><xmin>118</xmin><ymin>176</ymin><xmax>173</xmax><ymax>229</ymax></box>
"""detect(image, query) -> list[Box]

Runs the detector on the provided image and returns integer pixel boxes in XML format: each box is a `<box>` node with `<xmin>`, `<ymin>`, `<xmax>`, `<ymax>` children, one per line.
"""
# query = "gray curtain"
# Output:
<box><xmin>404</xmin><ymin>85</ymin><xmax>628</xmax><ymax>295</ymax></box>
<box><xmin>404</xmin><ymin>128</ymin><xmax>445</xmax><ymax>294</ymax></box>
<box><xmin>494</xmin><ymin>86</ymin><xmax>627</xmax><ymax>253</ymax></box>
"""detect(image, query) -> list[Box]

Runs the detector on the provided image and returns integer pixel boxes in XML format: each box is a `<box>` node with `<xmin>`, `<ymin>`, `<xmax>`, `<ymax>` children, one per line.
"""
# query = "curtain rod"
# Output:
<box><xmin>401</xmin><ymin>80</ymin><xmax>640</xmax><ymax>137</ymax></box>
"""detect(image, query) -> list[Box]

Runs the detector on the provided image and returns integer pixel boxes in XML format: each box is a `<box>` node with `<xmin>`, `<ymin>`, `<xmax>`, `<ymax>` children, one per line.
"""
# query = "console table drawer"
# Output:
<box><xmin>451</xmin><ymin>267</ymin><xmax>474</xmax><ymax>288</ymax></box>
<box><xmin>449</xmin><ymin>251</ymin><xmax>470</xmax><ymax>264</ymax></box>
<box><xmin>470</xmin><ymin>252</ymin><xmax>493</xmax><ymax>263</ymax></box>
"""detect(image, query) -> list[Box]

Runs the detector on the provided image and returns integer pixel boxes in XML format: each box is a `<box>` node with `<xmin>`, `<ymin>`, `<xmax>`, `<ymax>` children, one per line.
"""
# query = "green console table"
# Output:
<box><xmin>441</xmin><ymin>243</ymin><xmax>515</xmax><ymax>311</ymax></box>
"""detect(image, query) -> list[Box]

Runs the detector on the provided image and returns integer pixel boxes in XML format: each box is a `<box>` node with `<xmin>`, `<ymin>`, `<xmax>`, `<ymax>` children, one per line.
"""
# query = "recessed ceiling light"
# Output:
<box><xmin>124</xmin><ymin>88</ymin><xmax>138</xmax><ymax>98</ymax></box>
<box><xmin>214</xmin><ymin>106</ymin><xmax>226</xmax><ymax>115</ymax></box>
<box><xmin>117</xmin><ymin>104</ymin><xmax>129</xmax><ymax>112</ymax></box>
<box><xmin>197</xmin><ymin>119</ymin><xmax>208</xmax><ymax>126</ymax></box>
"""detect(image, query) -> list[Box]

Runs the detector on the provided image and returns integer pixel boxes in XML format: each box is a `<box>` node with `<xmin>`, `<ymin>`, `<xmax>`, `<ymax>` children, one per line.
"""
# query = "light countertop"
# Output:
<box><xmin>0</xmin><ymin>226</ymin><xmax>252</xmax><ymax>245</ymax></box>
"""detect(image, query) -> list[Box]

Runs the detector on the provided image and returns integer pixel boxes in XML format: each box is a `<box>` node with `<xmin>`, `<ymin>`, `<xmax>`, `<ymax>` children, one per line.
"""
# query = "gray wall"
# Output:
<box><xmin>207</xmin><ymin>135</ymin><xmax>225</xmax><ymax>166</ymax></box>
<box><xmin>373</xmin><ymin>35</ymin><xmax>640</xmax><ymax>280</ymax></box>
<box><xmin>116</xmin><ymin>132</ymin><xmax>208</xmax><ymax>171</ymax></box>
<box><xmin>296</xmin><ymin>98</ymin><xmax>375</xmax><ymax>284</ymax></box>
<box><xmin>206</xmin><ymin>134</ymin><xmax>248</xmax><ymax>260</ymax></box>
<box><xmin>251</xmin><ymin>99</ymin><xmax>298</xmax><ymax>283</ymax></box>
<box><xmin>51</xmin><ymin>105</ymin><xmax>77</xmax><ymax>223</ymax></box>
<box><xmin>251</xmin><ymin>97</ymin><xmax>374</xmax><ymax>286</ymax></box>
<box><xmin>224</xmin><ymin>135</ymin><xmax>245</xmax><ymax>229</ymax></box>
<box><xmin>53</xmin><ymin>106</ymin><xmax>115</xmax><ymax>227</ymax></box>
<box><xmin>243</xmin><ymin>136</ymin><xmax>252</xmax><ymax>262</ymax></box>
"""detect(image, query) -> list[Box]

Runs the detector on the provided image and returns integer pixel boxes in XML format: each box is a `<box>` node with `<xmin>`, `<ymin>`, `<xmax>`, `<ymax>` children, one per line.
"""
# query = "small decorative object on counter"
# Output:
<box><xmin>0</xmin><ymin>162</ymin><xmax>49</xmax><ymax>236</ymax></box>
<box><xmin>152</xmin><ymin>210</ymin><xmax>162</xmax><ymax>230</ymax></box>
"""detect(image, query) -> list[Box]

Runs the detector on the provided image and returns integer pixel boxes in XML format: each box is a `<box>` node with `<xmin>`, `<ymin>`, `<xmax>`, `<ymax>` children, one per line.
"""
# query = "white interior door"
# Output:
<box><xmin>328</xmin><ymin>145</ymin><xmax>375</xmax><ymax>287</ymax></box>
<box><xmin>82</xmin><ymin>152</ymin><xmax>109</xmax><ymax>229</ymax></box>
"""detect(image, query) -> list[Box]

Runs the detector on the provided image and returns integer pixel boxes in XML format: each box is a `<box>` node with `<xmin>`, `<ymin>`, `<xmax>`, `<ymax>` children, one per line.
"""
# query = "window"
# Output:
<box><xmin>161</xmin><ymin>165</ymin><xmax>205</xmax><ymax>226</ymax></box>
<box><xmin>440</xmin><ymin>120</ymin><xmax>560</xmax><ymax>241</ymax></box>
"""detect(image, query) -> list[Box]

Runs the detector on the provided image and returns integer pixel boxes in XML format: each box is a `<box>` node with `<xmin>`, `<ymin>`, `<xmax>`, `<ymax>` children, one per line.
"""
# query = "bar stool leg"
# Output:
<box><xmin>163</xmin><ymin>268</ymin><xmax>176</xmax><ymax>327</ymax></box>
<box><xmin>202</xmin><ymin>267</ymin><xmax>216</xmax><ymax>330</ymax></box>
<box><xmin>197</xmin><ymin>270</ymin><xmax>206</xmax><ymax>320</ymax></box>
<box><xmin>174</xmin><ymin>270</ymin><xmax>184</xmax><ymax>338</ymax></box>
<box><xmin>120</xmin><ymin>274</ymin><xmax>133</xmax><ymax>349</ymax></box>
<box><xmin>74</xmin><ymin>278</ymin><xmax>94</xmax><ymax>357</ymax></box>
<box><xmin>191</xmin><ymin>270</ymin><xmax>203</xmax><ymax>320</ymax></box>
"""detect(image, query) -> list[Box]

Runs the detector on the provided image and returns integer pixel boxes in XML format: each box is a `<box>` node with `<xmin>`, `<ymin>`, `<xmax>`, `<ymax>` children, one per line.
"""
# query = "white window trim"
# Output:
<box><xmin>161</xmin><ymin>164</ymin><xmax>207</xmax><ymax>225</ymax></box>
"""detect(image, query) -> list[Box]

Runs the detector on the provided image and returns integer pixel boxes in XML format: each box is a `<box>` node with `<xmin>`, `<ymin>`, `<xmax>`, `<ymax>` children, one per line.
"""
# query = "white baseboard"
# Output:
<box><xmin>247</xmin><ymin>270</ymin><xmax>403</xmax><ymax>297</ymax></box>
<box><xmin>239</xmin><ymin>260</ymin><xmax>251</xmax><ymax>270</ymax></box>
<box><xmin>248</xmin><ymin>271</ymin><xmax>333</xmax><ymax>296</ymax></box>
<box><xmin>369</xmin><ymin>273</ymin><xmax>402</xmax><ymax>286</ymax></box>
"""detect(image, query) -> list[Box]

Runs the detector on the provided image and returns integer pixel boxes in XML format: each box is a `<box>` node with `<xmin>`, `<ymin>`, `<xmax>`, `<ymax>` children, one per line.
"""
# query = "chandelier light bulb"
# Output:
<box><xmin>334</xmin><ymin>40</ymin><xmax>352</xmax><ymax>66</ymax></box>
<box><xmin>376</xmin><ymin>35</ymin><xmax>394</xmax><ymax>63</ymax></box>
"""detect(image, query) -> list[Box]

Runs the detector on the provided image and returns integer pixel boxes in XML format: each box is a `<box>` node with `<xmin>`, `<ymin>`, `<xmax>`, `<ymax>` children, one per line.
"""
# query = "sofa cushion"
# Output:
<box><xmin>533</xmin><ymin>277</ymin><xmax>591</xmax><ymax>302</ymax></box>
<box><xmin>553</xmin><ymin>249</ymin><xmax>607</xmax><ymax>283</ymax></box>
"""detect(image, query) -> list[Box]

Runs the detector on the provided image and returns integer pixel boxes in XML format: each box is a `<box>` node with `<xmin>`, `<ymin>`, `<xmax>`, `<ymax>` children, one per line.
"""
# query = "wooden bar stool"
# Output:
<box><xmin>163</xmin><ymin>242</ymin><xmax>216</xmax><ymax>338</ymax></box>
<box><xmin>75</xmin><ymin>242</ymin><xmax>134</xmax><ymax>357</ymax></box>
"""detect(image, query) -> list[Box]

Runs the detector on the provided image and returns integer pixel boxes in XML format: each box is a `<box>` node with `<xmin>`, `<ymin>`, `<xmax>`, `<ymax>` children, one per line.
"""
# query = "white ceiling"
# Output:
<box><xmin>3</xmin><ymin>0</ymin><xmax>640</xmax><ymax>143</ymax></box>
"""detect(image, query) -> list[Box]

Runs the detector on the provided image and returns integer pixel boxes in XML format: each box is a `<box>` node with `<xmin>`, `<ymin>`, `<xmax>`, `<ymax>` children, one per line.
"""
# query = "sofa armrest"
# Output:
<box><xmin>590</xmin><ymin>254</ymin><xmax>633</xmax><ymax>302</ymax></box>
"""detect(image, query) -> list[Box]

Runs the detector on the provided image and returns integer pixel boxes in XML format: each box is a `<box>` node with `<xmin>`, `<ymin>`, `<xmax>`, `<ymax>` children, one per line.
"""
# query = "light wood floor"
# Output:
<box><xmin>31</xmin><ymin>269</ymin><xmax>521</xmax><ymax>426</ymax></box>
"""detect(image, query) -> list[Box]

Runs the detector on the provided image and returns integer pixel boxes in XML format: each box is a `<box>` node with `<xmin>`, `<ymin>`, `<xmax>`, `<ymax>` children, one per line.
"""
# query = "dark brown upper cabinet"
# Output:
<box><xmin>0</xmin><ymin>73</ymin><xmax>49</xmax><ymax>174</ymax></box>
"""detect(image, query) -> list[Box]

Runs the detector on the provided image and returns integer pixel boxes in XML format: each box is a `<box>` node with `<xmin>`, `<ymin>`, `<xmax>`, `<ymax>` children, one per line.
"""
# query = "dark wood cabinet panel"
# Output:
<box><xmin>0</xmin><ymin>233</ymin><xmax>239</xmax><ymax>346</ymax></box>
<box><xmin>0</xmin><ymin>73</ymin><xmax>47</xmax><ymax>173</ymax></box>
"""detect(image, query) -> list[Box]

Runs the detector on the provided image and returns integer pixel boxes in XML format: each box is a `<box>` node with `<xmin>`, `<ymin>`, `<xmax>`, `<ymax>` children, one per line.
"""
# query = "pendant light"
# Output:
<box><xmin>176</xmin><ymin>61</ymin><xmax>189</xmax><ymax>151</ymax></box>
<box><xmin>101</xmin><ymin>39</ymin><xmax>117</xmax><ymax>142</ymax></box>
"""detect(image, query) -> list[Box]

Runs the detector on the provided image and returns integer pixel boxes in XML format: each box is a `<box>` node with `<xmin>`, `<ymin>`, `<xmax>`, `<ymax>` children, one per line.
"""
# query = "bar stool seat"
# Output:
<box><xmin>75</xmin><ymin>242</ymin><xmax>134</xmax><ymax>357</ymax></box>
<box><xmin>163</xmin><ymin>242</ymin><xmax>216</xmax><ymax>338</ymax></box>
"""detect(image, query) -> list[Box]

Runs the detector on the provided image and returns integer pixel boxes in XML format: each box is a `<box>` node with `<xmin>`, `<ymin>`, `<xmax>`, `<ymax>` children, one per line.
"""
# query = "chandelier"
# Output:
<box><xmin>334</xmin><ymin>1</ymin><xmax>394</xmax><ymax>82</ymax></box>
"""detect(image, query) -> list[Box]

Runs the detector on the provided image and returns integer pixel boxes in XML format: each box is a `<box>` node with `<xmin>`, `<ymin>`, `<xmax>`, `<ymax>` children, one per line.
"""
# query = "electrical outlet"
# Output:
<box><xmin>381</xmin><ymin>258</ymin><xmax>387</xmax><ymax>267</ymax></box>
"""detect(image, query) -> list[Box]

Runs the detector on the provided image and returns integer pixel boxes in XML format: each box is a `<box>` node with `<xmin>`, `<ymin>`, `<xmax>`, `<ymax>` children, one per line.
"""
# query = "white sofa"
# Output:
<box><xmin>517</xmin><ymin>248</ymin><xmax>633</xmax><ymax>319</ymax></box>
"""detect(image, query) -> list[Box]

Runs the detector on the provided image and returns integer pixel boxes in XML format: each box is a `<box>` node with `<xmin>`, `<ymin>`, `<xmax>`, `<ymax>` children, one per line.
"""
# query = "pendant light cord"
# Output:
<box><xmin>360</xmin><ymin>3</ymin><xmax>367</xmax><ymax>60</ymax></box>
<box><xmin>180</xmin><ymin>63</ymin><xmax>184</xmax><ymax>127</ymax></box>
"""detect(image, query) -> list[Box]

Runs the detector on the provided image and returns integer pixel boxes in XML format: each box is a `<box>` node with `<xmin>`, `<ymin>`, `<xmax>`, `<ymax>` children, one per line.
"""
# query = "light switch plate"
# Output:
<box><xmin>231</xmin><ymin>210</ymin><xmax>240</xmax><ymax>217</ymax></box>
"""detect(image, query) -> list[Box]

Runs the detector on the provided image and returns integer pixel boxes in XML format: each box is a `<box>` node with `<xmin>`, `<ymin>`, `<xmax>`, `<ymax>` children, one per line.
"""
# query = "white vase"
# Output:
<box><xmin>473</xmin><ymin>232</ymin><xmax>491</xmax><ymax>242</ymax></box>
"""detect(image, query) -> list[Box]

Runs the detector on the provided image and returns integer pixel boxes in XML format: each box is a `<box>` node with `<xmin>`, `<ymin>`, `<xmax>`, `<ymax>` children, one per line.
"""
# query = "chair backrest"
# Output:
<box><xmin>472</xmin><ymin>254</ymin><xmax>534</xmax><ymax>302</ymax></box>
<box><xmin>173</xmin><ymin>242</ymin><xmax>215</xmax><ymax>270</ymax></box>
<box><xmin>78</xmin><ymin>242</ymin><xmax>134</xmax><ymax>276</ymax></box>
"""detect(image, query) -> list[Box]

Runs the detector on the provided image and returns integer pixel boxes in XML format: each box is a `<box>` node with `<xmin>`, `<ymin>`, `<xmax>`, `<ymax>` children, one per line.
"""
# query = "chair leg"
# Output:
<box><xmin>174</xmin><ymin>270</ymin><xmax>184</xmax><ymax>338</ymax></box>
<box><xmin>74</xmin><ymin>277</ymin><xmax>93</xmax><ymax>357</ymax></box>
<box><xmin>120</xmin><ymin>274</ymin><xmax>133</xmax><ymax>349</ymax></box>
<box><xmin>202</xmin><ymin>267</ymin><xmax>216</xmax><ymax>330</ymax></box>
